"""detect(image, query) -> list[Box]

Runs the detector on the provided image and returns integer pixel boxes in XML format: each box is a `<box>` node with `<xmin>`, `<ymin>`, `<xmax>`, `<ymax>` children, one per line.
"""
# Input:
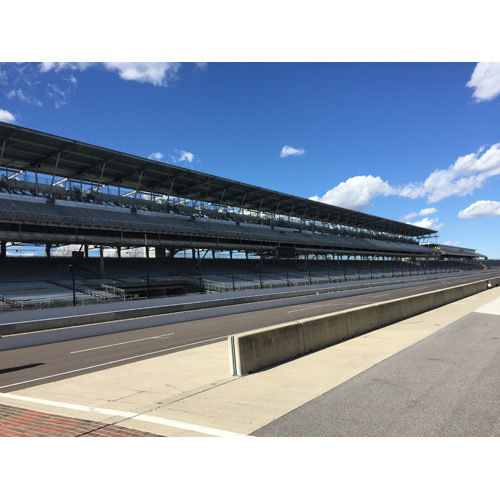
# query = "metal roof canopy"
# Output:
<box><xmin>0</xmin><ymin>122</ymin><xmax>435</xmax><ymax>237</ymax></box>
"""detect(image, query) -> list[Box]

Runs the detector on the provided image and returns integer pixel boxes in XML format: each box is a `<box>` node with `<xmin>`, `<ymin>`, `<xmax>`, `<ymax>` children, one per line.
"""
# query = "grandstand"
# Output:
<box><xmin>422</xmin><ymin>243</ymin><xmax>486</xmax><ymax>260</ymax></box>
<box><xmin>0</xmin><ymin>121</ymin><xmax>487</xmax><ymax>310</ymax></box>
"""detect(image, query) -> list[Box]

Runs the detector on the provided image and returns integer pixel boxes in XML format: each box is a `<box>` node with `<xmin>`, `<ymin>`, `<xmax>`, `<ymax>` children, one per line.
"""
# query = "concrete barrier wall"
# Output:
<box><xmin>229</xmin><ymin>276</ymin><xmax>500</xmax><ymax>375</ymax></box>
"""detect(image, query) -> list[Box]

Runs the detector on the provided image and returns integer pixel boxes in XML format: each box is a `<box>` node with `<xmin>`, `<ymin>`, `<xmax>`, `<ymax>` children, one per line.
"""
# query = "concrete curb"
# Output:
<box><xmin>228</xmin><ymin>276</ymin><xmax>500</xmax><ymax>376</ymax></box>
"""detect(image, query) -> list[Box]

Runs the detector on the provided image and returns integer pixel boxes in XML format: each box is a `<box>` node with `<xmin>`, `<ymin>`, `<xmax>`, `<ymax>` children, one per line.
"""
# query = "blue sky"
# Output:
<box><xmin>1</xmin><ymin>62</ymin><xmax>500</xmax><ymax>257</ymax></box>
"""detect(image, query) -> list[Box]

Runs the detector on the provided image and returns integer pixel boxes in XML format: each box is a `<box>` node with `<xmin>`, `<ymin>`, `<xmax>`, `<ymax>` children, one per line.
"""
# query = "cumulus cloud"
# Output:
<box><xmin>466</xmin><ymin>62</ymin><xmax>500</xmax><ymax>102</ymax></box>
<box><xmin>458</xmin><ymin>200</ymin><xmax>500</xmax><ymax>219</ymax></box>
<box><xmin>169</xmin><ymin>150</ymin><xmax>196</xmax><ymax>164</ymax></box>
<box><xmin>148</xmin><ymin>152</ymin><xmax>164</xmax><ymax>161</ymax></box>
<box><xmin>178</xmin><ymin>150</ymin><xmax>194</xmax><ymax>163</ymax></box>
<box><xmin>397</xmin><ymin>143</ymin><xmax>500</xmax><ymax>203</ymax></box>
<box><xmin>402</xmin><ymin>208</ymin><xmax>443</xmax><ymax>231</ymax></box>
<box><xmin>409</xmin><ymin>217</ymin><xmax>444</xmax><ymax>231</ymax></box>
<box><xmin>0</xmin><ymin>109</ymin><xmax>15</xmax><ymax>123</ymax></box>
<box><xmin>310</xmin><ymin>175</ymin><xmax>395</xmax><ymax>210</ymax></box>
<box><xmin>102</xmin><ymin>63</ymin><xmax>181</xmax><ymax>86</ymax></box>
<box><xmin>401</xmin><ymin>207</ymin><xmax>437</xmax><ymax>221</ymax></box>
<box><xmin>280</xmin><ymin>145</ymin><xmax>305</xmax><ymax>158</ymax></box>
<box><xmin>311</xmin><ymin>143</ymin><xmax>500</xmax><ymax>216</ymax></box>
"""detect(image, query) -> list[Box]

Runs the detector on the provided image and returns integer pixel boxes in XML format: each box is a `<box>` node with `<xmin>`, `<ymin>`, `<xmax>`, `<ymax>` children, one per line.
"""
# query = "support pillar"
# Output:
<box><xmin>1</xmin><ymin>241</ymin><xmax>6</xmax><ymax>258</ymax></box>
<box><xmin>229</xmin><ymin>250</ymin><xmax>233</xmax><ymax>260</ymax></box>
<box><xmin>192</xmin><ymin>248</ymin><xmax>196</xmax><ymax>260</ymax></box>
<box><xmin>155</xmin><ymin>246</ymin><xmax>166</xmax><ymax>258</ymax></box>
<box><xmin>99</xmin><ymin>245</ymin><xmax>105</xmax><ymax>278</ymax></box>
<box><xmin>211</xmin><ymin>249</ymin><xmax>216</xmax><ymax>259</ymax></box>
<box><xmin>116</xmin><ymin>246</ymin><xmax>122</xmax><ymax>258</ymax></box>
<box><xmin>84</xmin><ymin>244</ymin><xmax>89</xmax><ymax>258</ymax></box>
<box><xmin>45</xmin><ymin>243</ymin><xmax>51</xmax><ymax>258</ymax></box>
<box><xmin>145</xmin><ymin>246</ymin><xmax>150</xmax><ymax>258</ymax></box>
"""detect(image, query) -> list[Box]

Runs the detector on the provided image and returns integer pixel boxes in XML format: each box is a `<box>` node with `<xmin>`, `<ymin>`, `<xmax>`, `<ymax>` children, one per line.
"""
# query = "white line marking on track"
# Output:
<box><xmin>70</xmin><ymin>333</ymin><xmax>175</xmax><ymax>354</ymax></box>
<box><xmin>0</xmin><ymin>335</ymin><xmax>228</xmax><ymax>390</ymax></box>
<box><xmin>286</xmin><ymin>304</ymin><xmax>325</xmax><ymax>313</ymax></box>
<box><xmin>0</xmin><ymin>392</ymin><xmax>245</xmax><ymax>437</ymax></box>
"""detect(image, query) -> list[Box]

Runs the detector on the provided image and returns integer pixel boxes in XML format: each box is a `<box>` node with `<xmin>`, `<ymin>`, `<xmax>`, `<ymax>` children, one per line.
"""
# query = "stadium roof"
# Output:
<box><xmin>0</xmin><ymin>122</ymin><xmax>435</xmax><ymax>237</ymax></box>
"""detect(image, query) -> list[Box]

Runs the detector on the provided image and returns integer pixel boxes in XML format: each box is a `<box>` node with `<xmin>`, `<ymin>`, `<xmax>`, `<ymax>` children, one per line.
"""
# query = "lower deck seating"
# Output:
<box><xmin>0</xmin><ymin>257</ymin><xmax>481</xmax><ymax>310</ymax></box>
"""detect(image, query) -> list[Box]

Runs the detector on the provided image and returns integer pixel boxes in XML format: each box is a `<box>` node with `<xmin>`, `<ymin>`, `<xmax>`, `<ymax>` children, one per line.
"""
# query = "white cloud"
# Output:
<box><xmin>0</xmin><ymin>109</ymin><xmax>15</xmax><ymax>123</ymax></box>
<box><xmin>442</xmin><ymin>241</ymin><xmax>460</xmax><ymax>246</ymax></box>
<box><xmin>39</xmin><ymin>62</ymin><xmax>93</xmax><ymax>72</ymax></box>
<box><xmin>408</xmin><ymin>217</ymin><xmax>444</xmax><ymax>231</ymax></box>
<box><xmin>40</xmin><ymin>62</ymin><xmax>181</xmax><ymax>87</ymax></box>
<box><xmin>466</xmin><ymin>62</ymin><xmax>500</xmax><ymax>102</ymax></box>
<box><xmin>103</xmin><ymin>62</ymin><xmax>181</xmax><ymax>86</ymax></box>
<box><xmin>7</xmin><ymin>88</ymin><xmax>43</xmax><ymax>106</ymax></box>
<box><xmin>47</xmin><ymin>83</ymin><xmax>69</xmax><ymax>108</ymax></box>
<box><xmin>170</xmin><ymin>150</ymin><xmax>196</xmax><ymax>164</ymax></box>
<box><xmin>397</xmin><ymin>143</ymin><xmax>500</xmax><ymax>203</ymax></box>
<box><xmin>178</xmin><ymin>150</ymin><xmax>194</xmax><ymax>163</ymax></box>
<box><xmin>310</xmin><ymin>175</ymin><xmax>395</xmax><ymax>211</ymax></box>
<box><xmin>195</xmin><ymin>62</ymin><xmax>208</xmax><ymax>69</ymax></box>
<box><xmin>311</xmin><ymin>144</ymin><xmax>500</xmax><ymax>214</ymax></box>
<box><xmin>403</xmin><ymin>208</ymin><xmax>443</xmax><ymax>231</ymax></box>
<box><xmin>401</xmin><ymin>207</ymin><xmax>437</xmax><ymax>221</ymax></box>
<box><xmin>458</xmin><ymin>200</ymin><xmax>500</xmax><ymax>219</ymax></box>
<box><xmin>0</xmin><ymin>62</ymin><xmax>183</xmax><ymax>111</ymax></box>
<box><xmin>148</xmin><ymin>152</ymin><xmax>163</xmax><ymax>161</ymax></box>
<box><xmin>280</xmin><ymin>145</ymin><xmax>305</xmax><ymax>158</ymax></box>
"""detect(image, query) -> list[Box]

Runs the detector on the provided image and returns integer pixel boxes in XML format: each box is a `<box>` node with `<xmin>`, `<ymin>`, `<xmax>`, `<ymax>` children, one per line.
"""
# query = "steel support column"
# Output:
<box><xmin>155</xmin><ymin>246</ymin><xmax>166</xmax><ymax>258</ymax></box>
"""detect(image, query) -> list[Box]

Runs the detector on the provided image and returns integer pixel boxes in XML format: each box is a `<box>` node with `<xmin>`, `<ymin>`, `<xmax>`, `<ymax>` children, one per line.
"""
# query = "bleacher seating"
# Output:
<box><xmin>0</xmin><ymin>256</ymin><xmax>481</xmax><ymax>311</ymax></box>
<box><xmin>0</xmin><ymin>196</ymin><xmax>433</xmax><ymax>256</ymax></box>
